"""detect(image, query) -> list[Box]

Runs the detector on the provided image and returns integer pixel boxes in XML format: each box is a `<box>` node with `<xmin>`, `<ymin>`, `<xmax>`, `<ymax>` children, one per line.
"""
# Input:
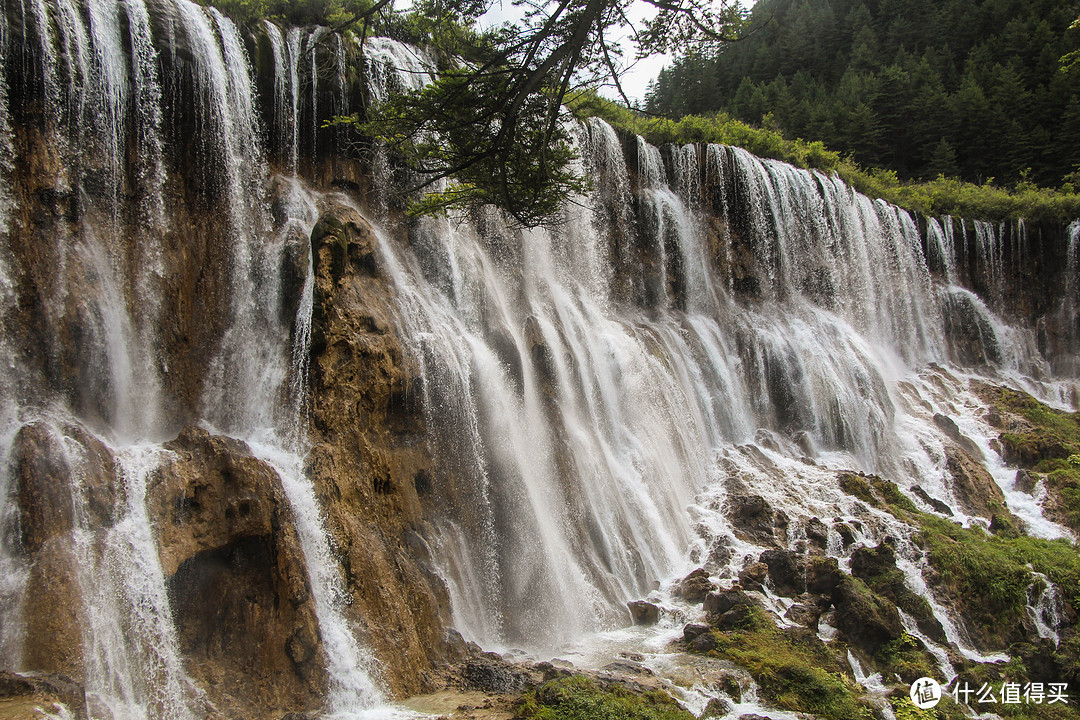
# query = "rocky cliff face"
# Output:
<box><xmin>0</xmin><ymin>2</ymin><xmax>1077</xmax><ymax>719</ymax></box>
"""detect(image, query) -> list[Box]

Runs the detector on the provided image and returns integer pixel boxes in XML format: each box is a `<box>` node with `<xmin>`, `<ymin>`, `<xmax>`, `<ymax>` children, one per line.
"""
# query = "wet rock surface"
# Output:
<box><xmin>150</xmin><ymin>426</ymin><xmax>327</xmax><ymax>717</ymax></box>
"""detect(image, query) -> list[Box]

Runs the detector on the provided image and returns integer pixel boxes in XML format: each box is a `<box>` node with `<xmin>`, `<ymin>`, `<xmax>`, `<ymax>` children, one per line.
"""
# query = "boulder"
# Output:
<box><xmin>0</xmin><ymin>671</ymin><xmax>87</xmax><ymax>720</ymax></box>
<box><xmin>461</xmin><ymin>661</ymin><xmax>529</xmax><ymax>693</ymax></box>
<box><xmin>944</xmin><ymin>445</ymin><xmax>1006</xmax><ymax>519</ymax></box>
<box><xmin>1014</xmin><ymin>469</ymin><xmax>1039</xmax><ymax>494</ymax></box>
<box><xmin>727</xmin><ymin>495</ymin><xmax>789</xmax><ymax>546</ymax></box>
<box><xmin>760</xmin><ymin>549</ymin><xmax>805</xmax><ymax>596</ymax></box>
<box><xmin>149</xmin><ymin>426</ymin><xmax>326</xmax><ymax>717</ymax></box>
<box><xmin>911</xmin><ymin>486</ymin><xmax>953</xmax><ymax>515</ymax></box>
<box><xmin>805</xmin><ymin>556</ymin><xmax>842</xmax><ymax>596</ymax></box>
<box><xmin>704</xmin><ymin>588</ymin><xmax>756</xmax><ymax>619</ymax></box>
<box><xmin>833</xmin><ymin>522</ymin><xmax>857</xmax><ymax>549</ymax></box>
<box><xmin>850</xmin><ymin>540</ymin><xmax>896</xmax><ymax>579</ymax></box>
<box><xmin>682</xmin><ymin>623</ymin><xmax>710</xmax><ymax>642</ymax></box>
<box><xmin>831</xmin><ymin>576</ymin><xmax>903</xmax><ymax>655</ymax></box>
<box><xmin>933</xmin><ymin>414</ymin><xmax>983</xmax><ymax>457</ymax></box>
<box><xmin>688</xmin><ymin>632</ymin><xmax>720</xmax><ymax>653</ymax></box>
<box><xmin>804</xmin><ymin>516</ymin><xmax>829</xmax><ymax>550</ymax></box>
<box><xmin>14</xmin><ymin>422</ymin><xmax>117</xmax><ymax>554</ymax></box>
<box><xmin>627</xmin><ymin>600</ymin><xmax>660</xmax><ymax>625</ymax></box>
<box><xmin>784</xmin><ymin>604</ymin><xmax>820</xmax><ymax>629</ymax></box>
<box><xmin>20</xmin><ymin>534</ymin><xmax>86</xmax><ymax>681</ymax></box>
<box><xmin>676</xmin><ymin>568</ymin><xmax>716</xmax><ymax>603</ymax></box>
<box><xmin>738</xmin><ymin>562</ymin><xmax>768</xmax><ymax>591</ymax></box>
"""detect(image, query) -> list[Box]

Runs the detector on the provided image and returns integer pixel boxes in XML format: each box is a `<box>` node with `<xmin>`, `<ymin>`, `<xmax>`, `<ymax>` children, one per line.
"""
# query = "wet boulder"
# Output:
<box><xmin>627</xmin><ymin>600</ymin><xmax>660</xmax><ymax>625</ymax></box>
<box><xmin>831</xmin><ymin>576</ymin><xmax>903</xmax><ymax>655</ymax></box>
<box><xmin>676</xmin><ymin>568</ymin><xmax>716</xmax><ymax>603</ymax></box>
<box><xmin>760</xmin><ymin>549</ymin><xmax>805</xmax><ymax>596</ymax></box>
<box><xmin>14</xmin><ymin>422</ymin><xmax>117</xmax><ymax>555</ymax></box>
<box><xmin>738</xmin><ymin>562</ymin><xmax>768</xmax><ymax>591</ymax></box>
<box><xmin>944</xmin><ymin>445</ymin><xmax>1007</xmax><ymax>519</ymax></box>
<box><xmin>727</xmin><ymin>494</ymin><xmax>789</xmax><ymax>546</ymax></box>
<box><xmin>911</xmin><ymin>486</ymin><xmax>953</xmax><ymax>515</ymax></box>
<box><xmin>683</xmin><ymin>623</ymin><xmax>710</xmax><ymax>642</ymax></box>
<box><xmin>148</xmin><ymin>426</ymin><xmax>326</xmax><ymax>717</ymax></box>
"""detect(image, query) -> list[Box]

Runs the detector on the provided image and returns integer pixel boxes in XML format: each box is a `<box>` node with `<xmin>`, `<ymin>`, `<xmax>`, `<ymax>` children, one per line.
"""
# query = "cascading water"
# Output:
<box><xmin>0</xmin><ymin>2</ymin><xmax>385</xmax><ymax>716</ymax></box>
<box><xmin>357</xmin><ymin>49</ymin><xmax>1078</xmax><ymax>678</ymax></box>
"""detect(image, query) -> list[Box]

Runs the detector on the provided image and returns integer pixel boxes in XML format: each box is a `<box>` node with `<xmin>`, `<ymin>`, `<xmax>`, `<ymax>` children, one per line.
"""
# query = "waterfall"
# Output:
<box><xmin>0</xmin><ymin>2</ymin><xmax>385</xmax><ymax>715</ymax></box>
<box><xmin>1</xmin><ymin>10</ymin><xmax>1078</xmax><ymax>717</ymax></box>
<box><xmin>0</xmin><ymin>4</ymin><xmax>13</xmax><ymax>240</ymax></box>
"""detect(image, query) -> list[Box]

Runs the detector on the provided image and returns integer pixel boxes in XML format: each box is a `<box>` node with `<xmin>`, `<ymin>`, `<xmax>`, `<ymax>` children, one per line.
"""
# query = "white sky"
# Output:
<box><xmin>476</xmin><ymin>0</ymin><xmax>755</xmax><ymax>104</ymax></box>
<box><xmin>477</xmin><ymin>1</ymin><xmax>670</xmax><ymax>104</ymax></box>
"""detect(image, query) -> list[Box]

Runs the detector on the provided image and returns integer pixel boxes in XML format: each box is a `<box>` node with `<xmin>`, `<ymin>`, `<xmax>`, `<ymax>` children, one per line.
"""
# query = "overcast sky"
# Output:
<box><xmin>476</xmin><ymin>1</ymin><xmax>669</xmax><ymax>104</ymax></box>
<box><xmin>476</xmin><ymin>0</ymin><xmax>754</xmax><ymax>104</ymax></box>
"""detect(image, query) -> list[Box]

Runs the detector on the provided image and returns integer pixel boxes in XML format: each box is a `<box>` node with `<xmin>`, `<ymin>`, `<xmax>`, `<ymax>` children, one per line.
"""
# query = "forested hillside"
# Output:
<box><xmin>646</xmin><ymin>0</ymin><xmax>1080</xmax><ymax>187</ymax></box>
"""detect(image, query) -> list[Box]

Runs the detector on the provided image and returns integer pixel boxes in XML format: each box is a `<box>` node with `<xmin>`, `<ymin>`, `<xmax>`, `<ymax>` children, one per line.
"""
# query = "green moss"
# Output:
<box><xmin>1046</xmin><ymin>467</ymin><xmax>1080</xmax><ymax>532</ymax></box>
<box><xmin>993</xmin><ymin>389</ymin><xmax>1080</xmax><ymax>441</ymax></box>
<box><xmin>876</xmin><ymin>633</ymin><xmax>939</xmax><ymax>684</ymax></box>
<box><xmin>515</xmin><ymin>676</ymin><xmax>694</xmax><ymax>720</ymax></box>
<box><xmin>920</xmin><ymin>516</ymin><xmax>1080</xmax><ymax>619</ymax></box>
<box><xmin>838</xmin><ymin>472</ymin><xmax>919</xmax><ymax>518</ymax></box>
<box><xmin>687</xmin><ymin>608</ymin><xmax>871</xmax><ymax>719</ymax></box>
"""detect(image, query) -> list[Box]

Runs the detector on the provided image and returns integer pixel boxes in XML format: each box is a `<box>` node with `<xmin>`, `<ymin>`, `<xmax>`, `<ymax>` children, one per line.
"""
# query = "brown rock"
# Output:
<box><xmin>944</xmin><ymin>444</ymin><xmax>1006</xmax><ymax>519</ymax></box>
<box><xmin>737</xmin><ymin>562</ymin><xmax>768</xmax><ymax>591</ymax></box>
<box><xmin>933</xmin><ymin>414</ymin><xmax>983</xmax><ymax>457</ymax></box>
<box><xmin>682</xmin><ymin>623</ymin><xmax>710</xmax><ymax>642</ymax></box>
<box><xmin>688</xmin><ymin>632</ymin><xmax>720</xmax><ymax>653</ymax></box>
<box><xmin>14</xmin><ymin>422</ymin><xmax>117</xmax><ymax>554</ymax></box>
<box><xmin>804</xmin><ymin>516</ymin><xmax>829</xmax><ymax>550</ymax></box>
<box><xmin>20</xmin><ymin>534</ymin><xmax>86</xmax><ymax>681</ymax></box>
<box><xmin>759</xmin><ymin>549</ymin><xmax>805</xmax><ymax>597</ymax></box>
<box><xmin>0</xmin><ymin>671</ymin><xmax>87</xmax><ymax>720</ymax></box>
<box><xmin>727</xmin><ymin>495</ymin><xmax>788</xmax><ymax>546</ymax></box>
<box><xmin>911</xmin><ymin>485</ymin><xmax>953</xmax><ymax>515</ymax></box>
<box><xmin>306</xmin><ymin>203</ymin><xmax>451</xmax><ymax>698</ymax></box>
<box><xmin>675</xmin><ymin>568</ymin><xmax>716</xmax><ymax>603</ymax></box>
<box><xmin>627</xmin><ymin>600</ymin><xmax>660</xmax><ymax>625</ymax></box>
<box><xmin>784</xmin><ymin>603</ymin><xmax>819</xmax><ymax>629</ymax></box>
<box><xmin>1014</xmin><ymin>469</ymin><xmax>1039</xmax><ymax>494</ymax></box>
<box><xmin>805</xmin><ymin>556</ymin><xmax>842</xmax><ymax>596</ymax></box>
<box><xmin>831</xmin><ymin>576</ymin><xmax>903</xmax><ymax>655</ymax></box>
<box><xmin>149</xmin><ymin>426</ymin><xmax>326</xmax><ymax>717</ymax></box>
<box><xmin>704</xmin><ymin>588</ymin><xmax>756</xmax><ymax>620</ymax></box>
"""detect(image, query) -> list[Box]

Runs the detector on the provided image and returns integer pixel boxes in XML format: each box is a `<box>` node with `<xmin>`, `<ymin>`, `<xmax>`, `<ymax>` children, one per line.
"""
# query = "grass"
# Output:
<box><xmin>919</xmin><ymin>516</ymin><xmax>1080</xmax><ymax>623</ymax></box>
<box><xmin>515</xmin><ymin>676</ymin><xmax>694</xmax><ymax>720</ymax></box>
<box><xmin>687</xmin><ymin>606</ymin><xmax>873</xmax><ymax>719</ymax></box>
<box><xmin>567</xmin><ymin>92</ymin><xmax>1080</xmax><ymax>225</ymax></box>
<box><xmin>838</xmin><ymin>472</ymin><xmax>920</xmax><ymax>519</ymax></box>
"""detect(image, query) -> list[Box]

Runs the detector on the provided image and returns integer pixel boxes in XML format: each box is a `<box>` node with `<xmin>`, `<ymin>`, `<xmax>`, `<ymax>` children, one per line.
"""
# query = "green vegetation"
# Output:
<box><xmin>515</xmin><ymin>676</ymin><xmax>694</xmax><ymax>720</ymax></box>
<box><xmin>920</xmin><ymin>516</ymin><xmax>1080</xmax><ymax>621</ymax></box>
<box><xmin>647</xmin><ymin>0</ymin><xmax>1080</xmax><ymax>191</ymax></box>
<box><xmin>834</xmin><ymin>471</ymin><xmax>919</xmax><ymax>517</ymax></box>
<box><xmin>688</xmin><ymin>606</ymin><xmax>872</xmax><ymax>719</ymax></box>
<box><xmin>571</xmin><ymin>92</ymin><xmax>1080</xmax><ymax>223</ymax></box>
<box><xmin>979</xmin><ymin>384</ymin><xmax>1080</xmax><ymax>532</ymax></box>
<box><xmin>198</xmin><ymin>0</ymin><xmax>379</xmax><ymax>26</ymax></box>
<box><xmin>875</xmin><ymin>633</ymin><xmax>939</xmax><ymax>685</ymax></box>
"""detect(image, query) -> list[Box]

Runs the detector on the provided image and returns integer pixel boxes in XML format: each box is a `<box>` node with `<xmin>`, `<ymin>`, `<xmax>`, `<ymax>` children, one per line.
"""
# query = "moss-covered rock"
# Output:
<box><xmin>686</xmin><ymin>606</ymin><xmax>871</xmax><ymax>719</ymax></box>
<box><xmin>515</xmin><ymin>675</ymin><xmax>694</xmax><ymax>720</ymax></box>
<box><xmin>975</xmin><ymin>383</ymin><xmax>1080</xmax><ymax>534</ymax></box>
